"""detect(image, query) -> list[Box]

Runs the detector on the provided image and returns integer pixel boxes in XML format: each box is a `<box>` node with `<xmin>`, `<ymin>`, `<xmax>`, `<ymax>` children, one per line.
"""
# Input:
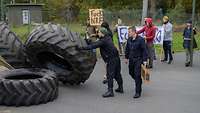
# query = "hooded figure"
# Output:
<box><xmin>137</xmin><ymin>18</ymin><xmax>157</xmax><ymax>68</ymax></box>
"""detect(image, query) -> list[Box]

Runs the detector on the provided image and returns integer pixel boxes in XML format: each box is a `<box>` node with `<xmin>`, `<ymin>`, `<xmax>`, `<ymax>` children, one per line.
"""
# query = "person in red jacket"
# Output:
<box><xmin>137</xmin><ymin>18</ymin><xmax>157</xmax><ymax>68</ymax></box>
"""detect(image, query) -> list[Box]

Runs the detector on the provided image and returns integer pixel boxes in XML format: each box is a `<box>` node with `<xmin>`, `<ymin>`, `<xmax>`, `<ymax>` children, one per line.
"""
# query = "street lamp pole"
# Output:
<box><xmin>190</xmin><ymin>0</ymin><xmax>196</xmax><ymax>67</ymax></box>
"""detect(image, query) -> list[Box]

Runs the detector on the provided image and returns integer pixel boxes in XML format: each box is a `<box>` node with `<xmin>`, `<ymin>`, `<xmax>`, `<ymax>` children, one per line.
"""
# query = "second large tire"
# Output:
<box><xmin>0</xmin><ymin>22</ymin><xmax>26</xmax><ymax>68</ymax></box>
<box><xmin>0</xmin><ymin>68</ymin><xmax>58</xmax><ymax>106</ymax></box>
<box><xmin>25</xmin><ymin>24</ymin><xmax>96</xmax><ymax>85</ymax></box>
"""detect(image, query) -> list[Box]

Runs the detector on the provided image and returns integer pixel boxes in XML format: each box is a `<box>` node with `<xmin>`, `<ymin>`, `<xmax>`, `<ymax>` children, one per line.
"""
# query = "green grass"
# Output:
<box><xmin>11</xmin><ymin>24</ymin><xmax>200</xmax><ymax>53</ymax></box>
<box><xmin>11</xmin><ymin>25</ymin><xmax>33</xmax><ymax>43</ymax></box>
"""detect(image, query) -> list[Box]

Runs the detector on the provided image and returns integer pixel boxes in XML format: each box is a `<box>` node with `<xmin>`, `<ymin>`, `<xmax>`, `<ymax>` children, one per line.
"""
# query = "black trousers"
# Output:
<box><xmin>129</xmin><ymin>58</ymin><xmax>143</xmax><ymax>94</ymax></box>
<box><xmin>163</xmin><ymin>41</ymin><xmax>173</xmax><ymax>61</ymax></box>
<box><xmin>106</xmin><ymin>57</ymin><xmax>123</xmax><ymax>90</ymax></box>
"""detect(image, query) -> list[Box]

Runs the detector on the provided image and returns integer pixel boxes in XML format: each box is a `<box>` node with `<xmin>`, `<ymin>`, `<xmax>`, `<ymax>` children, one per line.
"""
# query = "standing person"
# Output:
<box><xmin>100</xmin><ymin>21</ymin><xmax>113</xmax><ymax>84</ymax></box>
<box><xmin>125</xmin><ymin>26</ymin><xmax>147</xmax><ymax>98</ymax></box>
<box><xmin>78</xmin><ymin>27</ymin><xmax>124</xmax><ymax>98</ymax></box>
<box><xmin>161</xmin><ymin>16</ymin><xmax>173</xmax><ymax>64</ymax></box>
<box><xmin>137</xmin><ymin>18</ymin><xmax>157</xmax><ymax>69</ymax></box>
<box><xmin>183</xmin><ymin>20</ymin><xmax>197</xmax><ymax>67</ymax></box>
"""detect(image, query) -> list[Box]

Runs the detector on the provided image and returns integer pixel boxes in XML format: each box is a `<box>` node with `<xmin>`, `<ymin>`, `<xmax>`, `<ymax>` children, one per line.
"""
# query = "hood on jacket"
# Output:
<box><xmin>146</xmin><ymin>18</ymin><xmax>153</xmax><ymax>26</ymax></box>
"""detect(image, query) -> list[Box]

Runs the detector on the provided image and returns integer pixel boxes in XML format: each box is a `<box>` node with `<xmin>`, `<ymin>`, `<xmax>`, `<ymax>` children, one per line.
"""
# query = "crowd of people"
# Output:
<box><xmin>81</xmin><ymin>16</ymin><xmax>198</xmax><ymax>99</ymax></box>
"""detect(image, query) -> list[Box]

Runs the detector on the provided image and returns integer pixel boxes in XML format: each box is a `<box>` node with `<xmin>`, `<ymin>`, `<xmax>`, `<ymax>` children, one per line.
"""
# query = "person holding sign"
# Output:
<box><xmin>125</xmin><ymin>26</ymin><xmax>147</xmax><ymax>98</ymax></box>
<box><xmin>78</xmin><ymin>27</ymin><xmax>123</xmax><ymax>98</ymax></box>
<box><xmin>161</xmin><ymin>16</ymin><xmax>173</xmax><ymax>64</ymax></box>
<box><xmin>137</xmin><ymin>18</ymin><xmax>157</xmax><ymax>69</ymax></box>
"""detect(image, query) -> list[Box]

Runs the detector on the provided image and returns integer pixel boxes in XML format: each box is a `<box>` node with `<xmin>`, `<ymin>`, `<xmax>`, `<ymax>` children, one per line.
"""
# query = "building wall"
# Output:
<box><xmin>7</xmin><ymin>5</ymin><xmax>42</xmax><ymax>26</ymax></box>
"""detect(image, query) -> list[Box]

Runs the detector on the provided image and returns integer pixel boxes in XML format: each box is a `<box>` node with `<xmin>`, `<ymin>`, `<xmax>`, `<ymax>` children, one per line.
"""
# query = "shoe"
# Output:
<box><xmin>115</xmin><ymin>87</ymin><xmax>124</xmax><ymax>93</ymax></box>
<box><xmin>168</xmin><ymin>60</ymin><xmax>173</xmax><ymax>64</ymax></box>
<box><xmin>102</xmin><ymin>90</ymin><xmax>114</xmax><ymax>98</ymax></box>
<box><xmin>102</xmin><ymin>79</ymin><xmax>108</xmax><ymax>84</ymax></box>
<box><xmin>185</xmin><ymin>62</ymin><xmax>190</xmax><ymax>67</ymax></box>
<box><xmin>133</xmin><ymin>93</ymin><xmax>141</xmax><ymax>98</ymax></box>
<box><xmin>161</xmin><ymin>59</ymin><xmax>167</xmax><ymax>62</ymax></box>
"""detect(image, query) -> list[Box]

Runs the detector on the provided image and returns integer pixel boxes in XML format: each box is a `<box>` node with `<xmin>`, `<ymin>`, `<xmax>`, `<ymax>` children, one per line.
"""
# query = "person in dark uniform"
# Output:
<box><xmin>101</xmin><ymin>21</ymin><xmax>113</xmax><ymax>84</ymax></box>
<box><xmin>125</xmin><ymin>26</ymin><xmax>148</xmax><ymax>98</ymax></box>
<box><xmin>78</xmin><ymin>27</ymin><xmax>123</xmax><ymax>98</ymax></box>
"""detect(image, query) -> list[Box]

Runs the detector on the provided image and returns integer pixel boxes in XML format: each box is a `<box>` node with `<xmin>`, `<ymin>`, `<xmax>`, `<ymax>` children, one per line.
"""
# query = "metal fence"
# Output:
<box><xmin>3</xmin><ymin>9</ymin><xmax>200</xmax><ymax>33</ymax></box>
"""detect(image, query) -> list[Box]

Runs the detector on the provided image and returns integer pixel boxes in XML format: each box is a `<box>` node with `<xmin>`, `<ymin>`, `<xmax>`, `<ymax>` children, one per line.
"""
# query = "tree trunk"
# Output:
<box><xmin>170</xmin><ymin>0</ymin><xmax>176</xmax><ymax>8</ymax></box>
<box><xmin>149</xmin><ymin>0</ymin><xmax>156</xmax><ymax>18</ymax></box>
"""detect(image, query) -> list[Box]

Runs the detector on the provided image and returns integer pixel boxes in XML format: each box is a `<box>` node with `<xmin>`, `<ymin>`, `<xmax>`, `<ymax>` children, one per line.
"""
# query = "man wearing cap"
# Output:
<box><xmin>125</xmin><ymin>26</ymin><xmax>148</xmax><ymax>98</ymax></box>
<box><xmin>161</xmin><ymin>16</ymin><xmax>173</xmax><ymax>64</ymax></box>
<box><xmin>78</xmin><ymin>27</ymin><xmax>124</xmax><ymax>98</ymax></box>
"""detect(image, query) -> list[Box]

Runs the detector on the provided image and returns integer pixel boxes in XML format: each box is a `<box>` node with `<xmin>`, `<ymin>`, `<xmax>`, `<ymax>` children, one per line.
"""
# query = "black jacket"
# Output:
<box><xmin>82</xmin><ymin>34</ymin><xmax>119</xmax><ymax>63</ymax></box>
<box><xmin>125</xmin><ymin>35</ymin><xmax>147</xmax><ymax>62</ymax></box>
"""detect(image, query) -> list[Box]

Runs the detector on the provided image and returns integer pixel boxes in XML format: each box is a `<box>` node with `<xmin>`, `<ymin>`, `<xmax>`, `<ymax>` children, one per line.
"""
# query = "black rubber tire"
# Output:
<box><xmin>25</xmin><ymin>24</ymin><xmax>96</xmax><ymax>85</ymax></box>
<box><xmin>0</xmin><ymin>22</ymin><xmax>26</xmax><ymax>68</ymax></box>
<box><xmin>0</xmin><ymin>68</ymin><xmax>58</xmax><ymax>106</ymax></box>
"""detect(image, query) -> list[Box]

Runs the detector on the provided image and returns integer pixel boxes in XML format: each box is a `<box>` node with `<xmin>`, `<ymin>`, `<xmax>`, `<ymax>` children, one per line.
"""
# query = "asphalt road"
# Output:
<box><xmin>0</xmin><ymin>52</ymin><xmax>200</xmax><ymax>113</ymax></box>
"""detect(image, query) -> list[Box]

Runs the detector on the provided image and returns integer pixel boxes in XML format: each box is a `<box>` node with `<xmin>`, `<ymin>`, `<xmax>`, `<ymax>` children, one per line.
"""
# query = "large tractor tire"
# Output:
<box><xmin>25</xmin><ymin>24</ymin><xmax>96</xmax><ymax>85</ymax></box>
<box><xmin>0</xmin><ymin>68</ymin><xmax>58</xmax><ymax>106</ymax></box>
<box><xmin>0</xmin><ymin>22</ymin><xmax>26</xmax><ymax>68</ymax></box>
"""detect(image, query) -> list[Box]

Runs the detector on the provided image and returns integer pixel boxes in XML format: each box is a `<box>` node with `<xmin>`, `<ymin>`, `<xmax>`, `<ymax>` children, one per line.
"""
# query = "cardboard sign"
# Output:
<box><xmin>89</xmin><ymin>9</ymin><xmax>104</xmax><ymax>26</ymax></box>
<box><xmin>117</xmin><ymin>26</ymin><xmax>164</xmax><ymax>45</ymax></box>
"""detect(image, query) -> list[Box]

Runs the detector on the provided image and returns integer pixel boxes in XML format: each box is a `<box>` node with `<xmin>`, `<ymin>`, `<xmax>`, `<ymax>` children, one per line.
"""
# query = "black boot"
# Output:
<box><xmin>161</xmin><ymin>59</ymin><xmax>167</xmax><ymax>62</ymax></box>
<box><xmin>102</xmin><ymin>79</ymin><xmax>108</xmax><ymax>84</ymax></box>
<box><xmin>115</xmin><ymin>86</ymin><xmax>124</xmax><ymax>93</ymax></box>
<box><xmin>185</xmin><ymin>62</ymin><xmax>190</xmax><ymax>67</ymax></box>
<box><xmin>133</xmin><ymin>93</ymin><xmax>141</xmax><ymax>98</ymax></box>
<box><xmin>102</xmin><ymin>89</ymin><xmax>114</xmax><ymax>98</ymax></box>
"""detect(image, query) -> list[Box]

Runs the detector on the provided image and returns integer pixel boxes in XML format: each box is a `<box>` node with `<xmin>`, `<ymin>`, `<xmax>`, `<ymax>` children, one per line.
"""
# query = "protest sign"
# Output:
<box><xmin>89</xmin><ymin>9</ymin><xmax>104</xmax><ymax>26</ymax></box>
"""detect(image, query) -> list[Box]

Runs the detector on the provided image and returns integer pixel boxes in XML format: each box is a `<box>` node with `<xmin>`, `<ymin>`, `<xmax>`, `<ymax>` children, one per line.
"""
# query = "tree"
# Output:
<box><xmin>149</xmin><ymin>0</ymin><xmax>156</xmax><ymax>18</ymax></box>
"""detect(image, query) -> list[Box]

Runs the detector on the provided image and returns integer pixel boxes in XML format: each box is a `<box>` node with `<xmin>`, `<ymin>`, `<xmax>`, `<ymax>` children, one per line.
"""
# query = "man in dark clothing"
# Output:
<box><xmin>101</xmin><ymin>22</ymin><xmax>113</xmax><ymax>84</ymax></box>
<box><xmin>79</xmin><ymin>27</ymin><xmax>123</xmax><ymax>98</ymax></box>
<box><xmin>183</xmin><ymin>20</ymin><xmax>197</xmax><ymax>67</ymax></box>
<box><xmin>125</xmin><ymin>26</ymin><xmax>148</xmax><ymax>98</ymax></box>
